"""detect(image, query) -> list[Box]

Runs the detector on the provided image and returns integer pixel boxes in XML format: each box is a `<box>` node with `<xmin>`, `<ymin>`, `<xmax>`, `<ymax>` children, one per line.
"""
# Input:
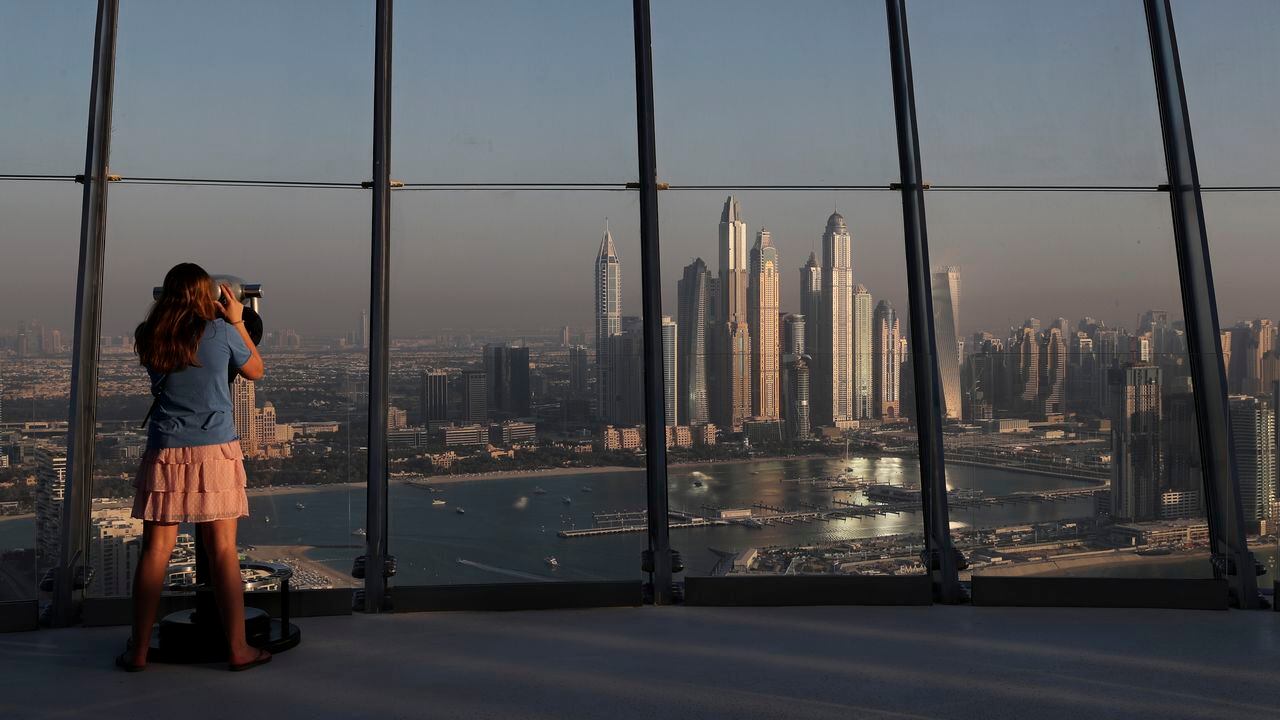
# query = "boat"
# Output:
<box><xmin>692</xmin><ymin>479</ymin><xmax>703</xmax><ymax>487</ymax></box>
<box><xmin>750</xmin><ymin>471</ymin><xmax>760</xmax><ymax>475</ymax></box>
<box><xmin>562</xmin><ymin>496</ymin><xmax>573</xmax><ymax>504</ymax></box>
<box><xmin>455</xmin><ymin>507</ymin><xmax>466</xmax><ymax>515</ymax></box>
<box><xmin>352</xmin><ymin>527</ymin><xmax>366</xmax><ymax>537</ymax></box>
<box><xmin>581</xmin><ymin>486</ymin><xmax>593</xmax><ymax>493</ymax></box>
<box><xmin>539</xmin><ymin>525</ymin><xmax>546</xmax><ymax>533</ymax></box>
<box><xmin>295</xmin><ymin>502</ymin><xmax>306</xmax><ymax>510</ymax></box>
<box><xmin>533</xmin><ymin>486</ymin><xmax>547</xmax><ymax>495</ymax></box>
<box><xmin>264</xmin><ymin>516</ymin><xmax>271</xmax><ymax>524</ymax></box>
<box><xmin>544</xmin><ymin>556</ymin><xmax>559</xmax><ymax>568</ymax></box>
<box><xmin>432</xmin><ymin>499</ymin><xmax>447</xmax><ymax>506</ymax></box>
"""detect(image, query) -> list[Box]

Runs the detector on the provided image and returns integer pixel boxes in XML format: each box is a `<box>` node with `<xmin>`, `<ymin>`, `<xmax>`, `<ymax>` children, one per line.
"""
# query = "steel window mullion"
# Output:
<box><xmin>1143</xmin><ymin>0</ymin><xmax>1259</xmax><ymax>607</ymax></box>
<box><xmin>885</xmin><ymin>0</ymin><xmax>961</xmax><ymax>603</ymax></box>
<box><xmin>53</xmin><ymin>0</ymin><xmax>120</xmax><ymax>627</ymax></box>
<box><xmin>632</xmin><ymin>0</ymin><xmax>673</xmax><ymax>605</ymax></box>
<box><xmin>364</xmin><ymin>0</ymin><xmax>393</xmax><ymax>613</ymax></box>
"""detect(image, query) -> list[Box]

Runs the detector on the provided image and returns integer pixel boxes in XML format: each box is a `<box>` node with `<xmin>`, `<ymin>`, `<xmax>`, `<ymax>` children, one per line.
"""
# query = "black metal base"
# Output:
<box><xmin>145</xmin><ymin>606</ymin><xmax>300</xmax><ymax>664</ymax></box>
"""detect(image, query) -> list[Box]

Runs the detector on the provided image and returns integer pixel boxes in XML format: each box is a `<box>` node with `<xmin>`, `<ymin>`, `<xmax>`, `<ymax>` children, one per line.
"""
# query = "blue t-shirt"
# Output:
<box><xmin>146</xmin><ymin>319</ymin><xmax>254</xmax><ymax>449</ymax></box>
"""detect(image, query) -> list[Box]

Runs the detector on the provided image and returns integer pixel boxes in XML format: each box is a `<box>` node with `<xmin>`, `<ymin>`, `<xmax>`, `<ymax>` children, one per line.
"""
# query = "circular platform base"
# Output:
<box><xmin>146</xmin><ymin>608</ymin><xmax>301</xmax><ymax>664</ymax></box>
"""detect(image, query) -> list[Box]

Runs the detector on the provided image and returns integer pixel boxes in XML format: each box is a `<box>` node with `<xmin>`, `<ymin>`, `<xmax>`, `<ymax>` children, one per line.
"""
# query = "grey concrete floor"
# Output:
<box><xmin>2</xmin><ymin>605</ymin><xmax>1278</xmax><ymax>720</ymax></box>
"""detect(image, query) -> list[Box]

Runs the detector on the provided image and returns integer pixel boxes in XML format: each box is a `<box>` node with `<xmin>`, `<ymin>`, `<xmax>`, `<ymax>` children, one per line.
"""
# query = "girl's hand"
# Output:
<box><xmin>218</xmin><ymin>283</ymin><xmax>244</xmax><ymax>324</ymax></box>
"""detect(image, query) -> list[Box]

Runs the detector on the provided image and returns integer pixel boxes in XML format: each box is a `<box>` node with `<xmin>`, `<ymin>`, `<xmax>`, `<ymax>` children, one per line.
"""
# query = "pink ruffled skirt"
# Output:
<box><xmin>131</xmin><ymin>441</ymin><xmax>249</xmax><ymax>523</ymax></box>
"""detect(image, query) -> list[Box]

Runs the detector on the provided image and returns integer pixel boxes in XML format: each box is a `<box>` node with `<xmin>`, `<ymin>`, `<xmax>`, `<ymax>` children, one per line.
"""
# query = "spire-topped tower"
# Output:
<box><xmin>594</xmin><ymin>223</ymin><xmax>621</xmax><ymax>421</ymax></box>
<box><xmin>716</xmin><ymin>196</ymin><xmax>752</xmax><ymax>430</ymax></box>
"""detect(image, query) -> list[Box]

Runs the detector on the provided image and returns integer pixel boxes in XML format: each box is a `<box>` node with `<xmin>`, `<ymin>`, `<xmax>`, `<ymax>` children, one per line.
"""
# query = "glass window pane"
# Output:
<box><xmin>388</xmin><ymin>190</ymin><xmax>647</xmax><ymax>584</ymax></box>
<box><xmin>909</xmin><ymin>0</ymin><xmax>1165</xmax><ymax>186</ymax></box>
<box><xmin>1200</xmin><ymin>193</ymin><xmax>1279</xmax><ymax>589</ymax></box>
<box><xmin>660</xmin><ymin>190</ymin><xmax>926</xmax><ymax>577</ymax></box>
<box><xmin>90</xmin><ymin>185</ymin><xmax>368</xmax><ymax>597</ymax></box>
<box><xmin>652</xmin><ymin>0</ymin><xmax>897</xmax><ymax>186</ymax></box>
<box><xmin>1173</xmin><ymin>0</ymin><xmax>1280</xmax><ymax>186</ymax></box>
<box><xmin>394</xmin><ymin>1</ymin><xmax>637</xmax><ymax>183</ymax></box>
<box><xmin>1</xmin><ymin>183</ymin><xmax>81</xmax><ymax>604</ymax></box>
<box><xmin>925</xmin><ymin>191</ymin><xmax>1210</xmax><ymax>579</ymax></box>
<box><xmin>110</xmin><ymin>0</ymin><xmax>372</xmax><ymax>182</ymax></box>
<box><xmin>0</xmin><ymin>1</ymin><xmax>95</xmax><ymax>174</ymax></box>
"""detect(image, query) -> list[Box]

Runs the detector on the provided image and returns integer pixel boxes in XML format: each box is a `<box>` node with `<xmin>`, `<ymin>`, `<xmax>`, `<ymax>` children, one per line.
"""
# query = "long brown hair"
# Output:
<box><xmin>135</xmin><ymin>263</ymin><xmax>218</xmax><ymax>373</ymax></box>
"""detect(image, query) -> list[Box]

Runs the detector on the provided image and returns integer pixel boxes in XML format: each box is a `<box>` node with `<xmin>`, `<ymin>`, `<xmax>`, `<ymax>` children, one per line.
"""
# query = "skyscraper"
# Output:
<box><xmin>783</xmin><ymin>313</ymin><xmax>805</xmax><ymax>356</ymax></box>
<box><xmin>851</xmin><ymin>285</ymin><xmax>874</xmax><ymax>420</ymax></box>
<box><xmin>484</xmin><ymin>344</ymin><xmax>531</xmax><ymax>418</ymax></box>
<box><xmin>606</xmin><ymin>326</ymin><xmax>645</xmax><ymax>425</ymax></box>
<box><xmin>872</xmin><ymin>300</ymin><xmax>902</xmax><ymax>421</ymax></box>
<box><xmin>782</xmin><ymin>353</ymin><xmax>811</xmax><ymax>442</ymax></box>
<box><xmin>35</xmin><ymin>448</ymin><xmax>66</xmax><ymax>575</ymax></box>
<box><xmin>749</xmin><ymin>228</ymin><xmax>780</xmax><ymax>421</ymax></box>
<box><xmin>359</xmin><ymin>309</ymin><xmax>370</xmax><ymax>350</ymax></box>
<box><xmin>594</xmin><ymin>224</ymin><xmax>622</xmax><ymax>421</ymax></box>
<box><xmin>419</xmin><ymin>371</ymin><xmax>449</xmax><ymax>424</ymax></box>
<box><xmin>717</xmin><ymin>196</ymin><xmax>752</xmax><ymax>431</ymax></box>
<box><xmin>1110</xmin><ymin>365</ymin><xmax>1163</xmax><ymax>522</ymax></box>
<box><xmin>677</xmin><ymin>258</ymin><xmax>712</xmax><ymax>425</ymax></box>
<box><xmin>1039</xmin><ymin>326</ymin><xmax>1067</xmax><ymax>418</ymax></box>
<box><xmin>1012</xmin><ymin>324</ymin><xmax>1041</xmax><ymax>415</ymax></box>
<box><xmin>815</xmin><ymin>211</ymin><xmax>854</xmax><ymax>428</ymax></box>
<box><xmin>662</xmin><ymin>316</ymin><xmax>678</xmax><ymax>427</ymax></box>
<box><xmin>232</xmin><ymin>377</ymin><xmax>259</xmax><ymax>457</ymax></box>
<box><xmin>462</xmin><ymin>369</ymin><xmax>488</xmax><ymax>424</ymax></box>
<box><xmin>799</xmin><ymin>252</ymin><xmax>821</xmax><ymax>359</ymax></box>
<box><xmin>568</xmin><ymin>345</ymin><xmax>590</xmax><ymax>397</ymax></box>
<box><xmin>931</xmin><ymin>266</ymin><xmax>962</xmax><ymax>420</ymax></box>
<box><xmin>1229</xmin><ymin>395</ymin><xmax>1276</xmax><ymax>526</ymax></box>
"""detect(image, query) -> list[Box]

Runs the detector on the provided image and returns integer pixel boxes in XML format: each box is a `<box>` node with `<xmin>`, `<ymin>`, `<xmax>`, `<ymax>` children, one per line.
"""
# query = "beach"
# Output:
<box><xmin>242</xmin><ymin>543</ymin><xmax>358</xmax><ymax>589</ymax></box>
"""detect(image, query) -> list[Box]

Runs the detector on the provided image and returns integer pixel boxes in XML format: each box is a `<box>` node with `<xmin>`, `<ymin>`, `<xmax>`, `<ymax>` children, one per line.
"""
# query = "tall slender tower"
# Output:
<box><xmin>852</xmin><ymin>285</ymin><xmax>874</xmax><ymax>420</ymax></box>
<box><xmin>749</xmin><ymin>229</ymin><xmax>781</xmax><ymax>421</ymax></box>
<box><xmin>662</xmin><ymin>316</ymin><xmax>678</xmax><ymax>427</ymax></box>
<box><xmin>232</xmin><ymin>377</ymin><xmax>259</xmax><ymax>458</ymax></box>
<box><xmin>677</xmin><ymin>258</ymin><xmax>712</xmax><ymax>425</ymax></box>
<box><xmin>717</xmin><ymin>196</ymin><xmax>752</xmax><ymax>430</ymax></box>
<box><xmin>815</xmin><ymin>211</ymin><xmax>854</xmax><ymax>427</ymax></box>
<box><xmin>799</xmin><ymin>252</ymin><xmax>822</xmax><ymax>359</ymax></box>
<box><xmin>931</xmin><ymin>266</ymin><xmax>962</xmax><ymax>420</ymax></box>
<box><xmin>1110</xmin><ymin>365</ymin><xmax>1163</xmax><ymax>522</ymax></box>
<box><xmin>1229</xmin><ymin>395</ymin><xmax>1276</xmax><ymax>525</ymax></box>
<box><xmin>1039</xmin><ymin>326</ymin><xmax>1067</xmax><ymax>417</ymax></box>
<box><xmin>1013</xmin><ymin>323</ymin><xmax>1041</xmax><ymax>415</ymax></box>
<box><xmin>594</xmin><ymin>224</ymin><xmax>621</xmax><ymax>421</ymax></box>
<box><xmin>872</xmin><ymin>300</ymin><xmax>902</xmax><ymax>421</ymax></box>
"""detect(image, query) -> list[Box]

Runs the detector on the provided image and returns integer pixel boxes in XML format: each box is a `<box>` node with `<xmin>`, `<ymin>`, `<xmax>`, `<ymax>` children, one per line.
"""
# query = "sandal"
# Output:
<box><xmin>229</xmin><ymin>648</ymin><xmax>272</xmax><ymax>672</ymax></box>
<box><xmin>115</xmin><ymin>651</ymin><xmax>146</xmax><ymax>672</ymax></box>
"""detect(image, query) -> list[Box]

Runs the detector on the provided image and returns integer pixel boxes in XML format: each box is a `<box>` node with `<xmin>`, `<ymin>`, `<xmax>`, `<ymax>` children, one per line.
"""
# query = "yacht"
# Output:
<box><xmin>544</xmin><ymin>556</ymin><xmax>559</xmax><ymax>568</ymax></box>
<box><xmin>352</xmin><ymin>527</ymin><xmax>366</xmax><ymax>537</ymax></box>
<box><xmin>295</xmin><ymin>502</ymin><xmax>306</xmax><ymax>510</ymax></box>
<box><xmin>581</xmin><ymin>486</ymin><xmax>593</xmax><ymax>493</ymax></box>
<box><xmin>533</xmin><ymin>486</ymin><xmax>547</xmax><ymax>495</ymax></box>
<box><xmin>432</xmin><ymin>498</ymin><xmax>447</xmax><ymax>506</ymax></box>
<box><xmin>562</xmin><ymin>496</ymin><xmax>573</xmax><ymax>505</ymax></box>
<box><xmin>455</xmin><ymin>507</ymin><xmax>466</xmax><ymax>515</ymax></box>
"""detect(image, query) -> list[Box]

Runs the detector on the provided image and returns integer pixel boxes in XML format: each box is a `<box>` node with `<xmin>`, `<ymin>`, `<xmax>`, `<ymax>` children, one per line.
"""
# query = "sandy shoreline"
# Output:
<box><xmin>242</xmin><ymin>543</ymin><xmax>357</xmax><ymax>589</ymax></box>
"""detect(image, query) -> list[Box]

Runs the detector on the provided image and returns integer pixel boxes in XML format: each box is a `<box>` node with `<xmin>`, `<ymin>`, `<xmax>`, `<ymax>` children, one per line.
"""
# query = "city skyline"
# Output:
<box><xmin>5</xmin><ymin>3</ymin><xmax>1279</xmax><ymax>341</ymax></box>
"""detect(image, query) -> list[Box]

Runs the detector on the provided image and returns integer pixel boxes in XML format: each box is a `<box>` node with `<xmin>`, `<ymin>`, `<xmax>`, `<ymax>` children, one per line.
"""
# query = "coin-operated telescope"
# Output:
<box><xmin>143</xmin><ymin>276</ymin><xmax>301</xmax><ymax>664</ymax></box>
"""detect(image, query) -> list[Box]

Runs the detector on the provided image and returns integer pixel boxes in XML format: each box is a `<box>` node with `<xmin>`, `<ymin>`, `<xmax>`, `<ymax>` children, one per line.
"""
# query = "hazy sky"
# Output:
<box><xmin>1</xmin><ymin>0</ymin><xmax>1276</xmax><ymax>342</ymax></box>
